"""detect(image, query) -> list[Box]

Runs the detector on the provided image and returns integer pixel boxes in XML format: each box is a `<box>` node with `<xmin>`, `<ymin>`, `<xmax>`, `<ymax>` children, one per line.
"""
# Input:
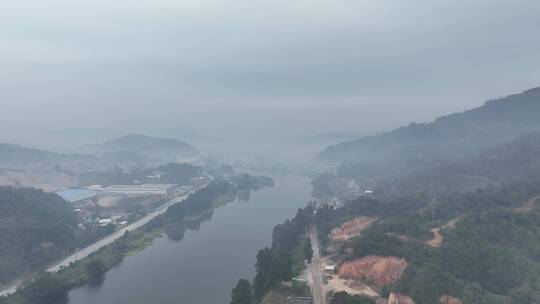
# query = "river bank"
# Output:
<box><xmin>0</xmin><ymin>177</ymin><xmax>247</xmax><ymax>304</ymax></box>
<box><xmin>66</xmin><ymin>173</ymin><xmax>313</xmax><ymax>304</ymax></box>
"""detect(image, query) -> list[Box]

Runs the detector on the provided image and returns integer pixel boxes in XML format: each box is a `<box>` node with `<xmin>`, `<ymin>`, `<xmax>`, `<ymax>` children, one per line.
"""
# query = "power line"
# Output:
<box><xmin>432</xmin><ymin>193</ymin><xmax>437</xmax><ymax>227</ymax></box>
<box><xmin>430</xmin><ymin>182</ymin><xmax>437</xmax><ymax>227</ymax></box>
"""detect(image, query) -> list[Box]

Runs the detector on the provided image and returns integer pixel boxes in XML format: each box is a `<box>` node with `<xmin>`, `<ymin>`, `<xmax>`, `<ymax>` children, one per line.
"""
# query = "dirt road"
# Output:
<box><xmin>426</xmin><ymin>216</ymin><xmax>461</xmax><ymax>248</ymax></box>
<box><xmin>515</xmin><ymin>195</ymin><xmax>540</xmax><ymax>213</ymax></box>
<box><xmin>309</xmin><ymin>225</ymin><xmax>327</xmax><ymax>304</ymax></box>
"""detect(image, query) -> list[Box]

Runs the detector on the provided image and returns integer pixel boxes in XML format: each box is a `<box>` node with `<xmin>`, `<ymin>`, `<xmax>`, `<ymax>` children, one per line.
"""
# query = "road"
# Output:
<box><xmin>0</xmin><ymin>180</ymin><xmax>209</xmax><ymax>297</ymax></box>
<box><xmin>309</xmin><ymin>225</ymin><xmax>327</xmax><ymax>304</ymax></box>
<box><xmin>47</xmin><ymin>191</ymin><xmax>193</xmax><ymax>273</ymax></box>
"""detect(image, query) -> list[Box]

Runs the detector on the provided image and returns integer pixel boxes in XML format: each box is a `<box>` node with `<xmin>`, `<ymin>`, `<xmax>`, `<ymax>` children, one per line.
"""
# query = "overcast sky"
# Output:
<box><xmin>1</xmin><ymin>0</ymin><xmax>539</xmax><ymax>145</ymax></box>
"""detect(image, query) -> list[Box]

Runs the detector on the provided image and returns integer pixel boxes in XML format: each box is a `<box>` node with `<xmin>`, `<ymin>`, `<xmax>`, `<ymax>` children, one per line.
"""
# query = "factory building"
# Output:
<box><xmin>55</xmin><ymin>189</ymin><xmax>97</xmax><ymax>206</ymax></box>
<box><xmin>102</xmin><ymin>184</ymin><xmax>178</xmax><ymax>196</ymax></box>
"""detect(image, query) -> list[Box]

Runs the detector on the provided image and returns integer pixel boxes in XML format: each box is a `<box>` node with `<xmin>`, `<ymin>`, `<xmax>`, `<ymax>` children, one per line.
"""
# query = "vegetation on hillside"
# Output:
<box><xmin>316</xmin><ymin>181</ymin><xmax>540</xmax><ymax>304</ymax></box>
<box><xmin>0</xmin><ymin>144</ymin><xmax>92</xmax><ymax>171</ymax></box>
<box><xmin>0</xmin><ymin>187</ymin><xmax>112</xmax><ymax>285</ymax></box>
<box><xmin>320</xmin><ymin>87</ymin><xmax>540</xmax><ymax>181</ymax></box>
<box><xmin>228</xmin><ymin>205</ymin><xmax>315</xmax><ymax>304</ymax></box>
<box><xmin>253</xmin><ymin>206</ymin><xmax>314</xmax><ymax>300</ymax></box>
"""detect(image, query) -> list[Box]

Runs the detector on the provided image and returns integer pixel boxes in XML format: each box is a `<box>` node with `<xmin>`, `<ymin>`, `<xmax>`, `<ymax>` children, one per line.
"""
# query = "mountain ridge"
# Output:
<box><xmin>319</xmin><ymin>87</ymin><xmax>540</xmax><ymax>178</ymax></box>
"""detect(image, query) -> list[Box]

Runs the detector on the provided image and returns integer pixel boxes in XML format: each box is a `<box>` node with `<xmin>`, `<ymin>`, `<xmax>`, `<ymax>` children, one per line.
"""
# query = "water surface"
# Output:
<box><xmin>69</xmin><ymin>174</ymin><xmax>313</xmax><ymax>304</ymax></box>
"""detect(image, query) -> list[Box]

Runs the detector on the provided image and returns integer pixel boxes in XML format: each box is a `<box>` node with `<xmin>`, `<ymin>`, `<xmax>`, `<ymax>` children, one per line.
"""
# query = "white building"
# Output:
<box><xmin>98</xmin><ymin>218</ymin><xmax>113</xmax><ymax>227</ymax></box>
<box><xmin>102</xmin><ymin>184</ymin><xmax>177</xmax><ymax>196</ymax></box>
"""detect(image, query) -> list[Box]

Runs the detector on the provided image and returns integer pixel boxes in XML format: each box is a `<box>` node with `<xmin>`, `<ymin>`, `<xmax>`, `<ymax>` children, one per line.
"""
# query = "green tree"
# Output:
<box><xmin>231</xmin><ymin>279</ymin><xmax>253</xmax><ymax>304</ymax></box>
<box><xmin>21</xmin><ymin>273</ymin><xmax>69</xmax><ymax>304</ymax></box>
<box><xmin>510</xmin><ymin>284</ymin><xmax>534</xmax><ymax>304</ymax></box>
<box><xmin>304</xmin><ymin>237</ymin><xmax>313</xmax><ymax>263</ymax></box>
<box><xmin>86</xmin><ymin>259</ymin><xmax>106</xmax><ymax>282</ymax></box>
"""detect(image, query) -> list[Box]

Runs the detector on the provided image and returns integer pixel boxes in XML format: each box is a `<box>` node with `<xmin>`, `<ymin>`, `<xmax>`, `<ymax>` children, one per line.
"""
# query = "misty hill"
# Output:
<box><xmin>320</xmin><ymin>87</ymin><xmax>540</xmax><ymax>178</ymax></box>
<box><xmin>374</xmin><ymin>132</ymin><xmax>540</xmax><ymax>199</ymax></box>
<box><xmin>0</xmin><ymin>144</ymin><xmax>92</xmax><ymax>170</ymax></box>
<box><xmin>299</xmin><ymin>132</ymin><xmax>360</xmax><ymax>145</ymax></box>
<box><xmin>458</xmin><ymin>131</ymin><xmax>540</xmax><ymax>182</ymax></box>
<box><xmin>90</xmin><ymin>134</ymin><xmax>196</xmax><ymax>156</ymax></box>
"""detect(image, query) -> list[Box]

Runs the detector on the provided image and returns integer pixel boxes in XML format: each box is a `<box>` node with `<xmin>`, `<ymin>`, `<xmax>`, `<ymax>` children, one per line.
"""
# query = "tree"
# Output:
<box><xmin>253</xmin><ymin>247</ymin><xmax>274</xmax><ymax>300</ymax></box>
<box><xmin>510</xmin><ymin>284</ymin><xmax>534</xmax><ymax>304</ymax></box>
<box><xmin>231</xmin><ymin>279</ymin><xmax>253</xmax><ymax>304</ymax></box>
<box><xmin>86</xmin><ymin>259</ymin><xmax>106</xmax><ymax>282</ymax></box>
<box><xmin>21</xmin><ymin>273</ymin><xmax>69</xmax><ymax>304</ymax></box>
<box><xmin>304</xmin><ymin>237</ymin><xmax>313</xmax><ymax>263</ymax></box>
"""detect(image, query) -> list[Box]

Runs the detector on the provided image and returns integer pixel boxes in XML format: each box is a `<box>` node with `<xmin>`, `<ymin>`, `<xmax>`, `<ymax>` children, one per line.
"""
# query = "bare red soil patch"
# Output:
<box><xmin>330</xmin><ymin>217</ymin><xmax>377</xmax><ymax>241</ymax></box>
<box><xmin>338</xmin><ymin>256</ymin><xmax>407</xmax><ymax>288</ymax></box>
<box><xmin>425</xmin><ymin>217</ymin><xmax>461</xmax><ymax>248</ymax></box>
<box><xmin>514</xmin><ymin>196</ymin><xmax>540</xmax><ymax>213</ymax></box>
<box><xmin>388</xmin><ymin>292</ymin><xmax>415</xmax><ymax>304</ymax></box>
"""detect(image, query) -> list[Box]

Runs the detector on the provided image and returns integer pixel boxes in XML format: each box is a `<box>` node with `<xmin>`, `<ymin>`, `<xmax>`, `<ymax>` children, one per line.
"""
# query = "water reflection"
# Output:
<box><xmin>68</xmin><ymin>174</ymin><xmax>313</xmax><ymax>304</ymax></box>
<box><xmin>87</xmin><ymin>274</ymin><xmax>106</xmax><ymax>289</ymax></box>
<box><xmin>236</xmin><ymin>190</ymin><xmax>251</xmax><ymax>202</ymax></box>
<box><xmin>165</xmin><ymin>210</ymin><xmax>215</xmax><ymax>242</ymax></box>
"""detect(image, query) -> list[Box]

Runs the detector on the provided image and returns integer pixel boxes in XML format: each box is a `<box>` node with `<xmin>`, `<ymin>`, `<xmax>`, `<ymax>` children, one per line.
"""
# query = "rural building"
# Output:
<box><xmin>98</xmin><ymin>218</ymin><xmax>113</xmax><ymax>227</ymax></box>
<box><xmin>102</xmin><ymin>184</ymin><xmax>178</xmax><ymax>196</ymax></box>
<box><xmin>287</xmin><ymin>297</ymin><xmax>312</xmax><ymax>304</ymax></box>
<box><xmin>145</xmin><ymin>174</ymin><xmax>161</xmax><ymax>183</ymax></box>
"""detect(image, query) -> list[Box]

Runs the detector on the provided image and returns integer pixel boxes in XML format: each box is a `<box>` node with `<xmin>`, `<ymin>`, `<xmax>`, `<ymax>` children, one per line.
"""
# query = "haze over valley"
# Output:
<box><xmin>1</xmin><ymin>1</ymin><xmax>540</xmax><ymax>304</ymax></box>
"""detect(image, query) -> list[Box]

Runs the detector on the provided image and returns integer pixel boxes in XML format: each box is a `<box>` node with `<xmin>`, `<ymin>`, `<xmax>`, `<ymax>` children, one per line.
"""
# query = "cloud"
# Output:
<box><xmin>1</xmin><ymin>0</ymin><xmax>539</xmax><ymax>141</ymax></box>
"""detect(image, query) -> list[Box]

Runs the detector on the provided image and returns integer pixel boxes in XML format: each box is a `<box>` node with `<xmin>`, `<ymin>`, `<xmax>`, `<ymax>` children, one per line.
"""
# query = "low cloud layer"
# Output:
<box><xmin>1</xmin><ymin>0</ymin><xmax>539</xmax><ymax>143</ymax></box>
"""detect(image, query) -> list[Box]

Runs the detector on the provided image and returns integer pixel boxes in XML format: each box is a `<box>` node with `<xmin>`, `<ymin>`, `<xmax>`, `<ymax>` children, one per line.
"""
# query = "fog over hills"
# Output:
<box><xmin>0</xmin><ymin>143</ymin><xmax>93</xmax><ymax>170</ymax></box>
<box><xmin>2</xmin><ymin>1</ymin><xmax>540</xmax><ymax>146</ymax></box>
<box><xmin>320</xmin><ymin>86</ymin><xmax>540</xmax><ymax>178</ymax></box>
<box><xmin>0</xmin><ymin>134</ymin><xmax>197</xmax><ymax>172</ymax></box>
<box><xmin>1</xmin><ymin>1</ymin><xmax>540</xmax><ymax>303</ymax></box>
<box><xmin>86</xmin><ymin>134</ymin><xmax>196</xmax><ymax>155</ymax></box>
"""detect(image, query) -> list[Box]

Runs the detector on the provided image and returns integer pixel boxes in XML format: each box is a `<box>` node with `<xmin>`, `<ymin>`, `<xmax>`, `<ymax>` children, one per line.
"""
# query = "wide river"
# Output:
<box><xmin>68</xmin><ymin>174</ymin><xmax>314</xmax><ymax>304</ymax></box>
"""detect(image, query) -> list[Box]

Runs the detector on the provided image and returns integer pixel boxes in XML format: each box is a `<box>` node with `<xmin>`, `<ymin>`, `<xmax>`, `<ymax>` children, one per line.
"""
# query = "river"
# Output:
<box><xmin>68</xmin><ymin>174</ymin><xmax>314</xmax><ymax>304</ymax></box>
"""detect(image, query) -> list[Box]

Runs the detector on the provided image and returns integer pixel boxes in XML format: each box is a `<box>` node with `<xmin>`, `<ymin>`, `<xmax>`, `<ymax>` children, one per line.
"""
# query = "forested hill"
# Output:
<box><xmin>373</xmin><ymin>132</ymin><xmax>540</xmax><ymax>199</ymax></box>
<box><xmin>90</xmin><ymin>134</ymin><xmax>196</xmax><ymax>156</ymax></box>
<box><xmin>319</xmin><ymin>87</ymin><xmax>540</xmax><ymax>177</ymax></box>
<box><xmin>0</xmin><ymin>187</ymin><xmax>78</xmax><ymax>284</ymax></box>
<box><xmin>459</xmin><ymin>131</ymin><xmax>540</xmax><ymax>182</ymax></box>
<box><xmin>0</xmin><ymin>144</ymin><xmax>92</xmax><ymax>170</ymax></box>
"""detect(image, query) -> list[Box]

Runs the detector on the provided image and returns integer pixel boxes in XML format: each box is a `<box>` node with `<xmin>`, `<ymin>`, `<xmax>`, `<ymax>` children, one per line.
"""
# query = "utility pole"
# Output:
<box><xmin>429</xmin><ymin>182</ymin><xmax>437</xmax><ymax>227</ymax></box>
<box><xmin>432</xmin><ymin>193</ymin><xmax>437</xmax><ymax>227</ymax></box>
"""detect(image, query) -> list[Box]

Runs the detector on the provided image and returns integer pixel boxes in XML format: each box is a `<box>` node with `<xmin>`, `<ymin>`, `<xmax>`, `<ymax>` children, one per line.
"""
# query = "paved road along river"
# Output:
<box><xmin>0</xmin><ymin>185</ymin><xmax>202</xmax><ymax>297</ymax></box>
<box><xmin>68</xmin><ymin>173</ymin><xmax>314</xmax><ymax>304</ymax></box>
